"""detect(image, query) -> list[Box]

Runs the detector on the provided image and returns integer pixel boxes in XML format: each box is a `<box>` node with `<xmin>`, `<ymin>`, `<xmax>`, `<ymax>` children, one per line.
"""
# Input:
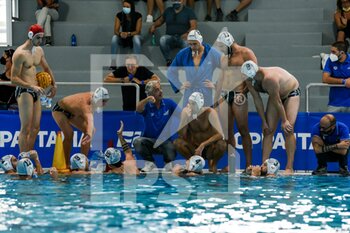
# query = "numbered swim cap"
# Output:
<box><xmin>189</xmin><ymin>92</ymin><xmax>204</xmax><ymax>110</ymax></box>
<box><xmin>187</xmin><ymin>30</ymin><xmax>203</xmax><ymax>44</ymax></box>
<box><xmin>93</xmin><ymin>87</ymin><xmax>110</xmax><ymax>104</ymax></box>
<box><xmin>189</xmin><ymin>155</ymin><xmax>205</xmax><ymax>172</ymax></box>
<box><xmin>241</xmin><ymin>60</ymin><xmax>259</xmax><ymax>79</ymax></box>
<box><xmin>17</xmin><ymin>158</ymin><xmax>34</xmax><ymax>176</ymax></box>
<box><xmin>265</xmin><ymin>158</ymin><xmax>280</xmax><ymax>175</ymax></box>
<box><xmin>216</xmin><ymin>30</ymin><xmax>234</xmax><ymax>47</ymax></box>
<box><xmin>70</xmin><ymin>153</ymin><xmax>88</xmax><ymax>170</ymax></box>
<box><xmin>0</xmin><ymin>155</ymin><xmax>15</xmax><ymax>171</ymax></box>
<box><xmin>104</xmin><ymin>147</ymin><xmax>122</xmax><ymax>165</ymax></box>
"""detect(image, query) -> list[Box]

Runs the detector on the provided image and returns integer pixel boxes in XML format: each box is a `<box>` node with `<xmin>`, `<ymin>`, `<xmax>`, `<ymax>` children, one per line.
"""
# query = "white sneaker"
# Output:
<box><xmin>163</xmin><ymin>162</ymin><xmax>173</xmax><ymax>172</ymax></box>
<box><xmin>146</xmin><ymin>15</ymin><xmax>153</xmax><ymax>23</ymax></box>
<box><xmin>141</xmin><ymin>161</ymin><xmax>156</xmax><ymax>172</ymax></box>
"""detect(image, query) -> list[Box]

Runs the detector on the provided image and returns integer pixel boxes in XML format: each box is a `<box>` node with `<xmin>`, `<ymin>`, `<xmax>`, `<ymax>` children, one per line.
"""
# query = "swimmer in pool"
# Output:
<box><xmin>172</xmin><ymin>155</ymin><xmax>206</xmax><ymax>177</ymax></box>
<box><xmin>245</xmin><ymin>158</ymin><xmax>280</xmax><ymax>177</ymax></box>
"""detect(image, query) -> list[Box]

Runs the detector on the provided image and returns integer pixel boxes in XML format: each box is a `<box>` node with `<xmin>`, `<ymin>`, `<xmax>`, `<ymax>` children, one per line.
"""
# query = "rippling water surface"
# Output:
<box><xmin>0</xmin><ymin>174</ymin><xmax>350</xmax><ymax>232</ymax></box>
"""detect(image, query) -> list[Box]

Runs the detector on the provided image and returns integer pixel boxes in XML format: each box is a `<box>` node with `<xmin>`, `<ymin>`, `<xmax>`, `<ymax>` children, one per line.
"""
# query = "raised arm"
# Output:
<box><xmin>136</xmin><ymin>96</ymin><xmax>154</xmax><ymax>113</ymax></box>
<box><xmin>29</xmin><ymin>150</ymin><xmax>44</xmax><ymax>175</ymax></box>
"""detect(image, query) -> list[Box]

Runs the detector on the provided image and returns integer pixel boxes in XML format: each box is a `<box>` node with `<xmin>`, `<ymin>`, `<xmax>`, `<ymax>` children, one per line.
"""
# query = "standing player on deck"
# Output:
<box><xmin>11</xmin><ymin>24</ymin><xmax>57</xmax><ymax>152</ymax></box>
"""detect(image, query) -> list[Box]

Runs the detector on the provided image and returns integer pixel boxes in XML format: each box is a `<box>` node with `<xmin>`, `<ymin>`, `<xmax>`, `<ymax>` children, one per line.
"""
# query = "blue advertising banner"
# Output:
<box><xmin>0</xmin><ymin>111</ymin><xmax>349</xmax><ymax>171</ymax></box>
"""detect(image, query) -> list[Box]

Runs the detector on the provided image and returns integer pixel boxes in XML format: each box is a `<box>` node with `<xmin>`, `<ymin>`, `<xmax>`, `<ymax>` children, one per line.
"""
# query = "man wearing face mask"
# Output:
<box><xmin>110</xmin><ymin>0</ymin><xmax>142</xmax><ymax>69</ymax></box>
<box><xmin>149</xmin><ymin>0</ymin><xmax>197</xmax><ymax>66</ymax></box>
<box><xmin>323</xmin><ymin>41</ymin><xmax>350</xmax><ymax>112</ymax></box>
<box><xmin>241</xmin><ymin>60</ymin><xmax>300</xmax><ymax>174</ymax></box>
<box><xmin>52</xmin><ymin>87</ymin><xmax>109</xmax><ymax>169</ymax></box>
<box><xmin>0</xmin><ymin>49</ymin><xmax>17</xmax><ymax>110</ymax></box>
<box><xmin>11</xmin><ymin>24</ymin><xmax>56</xmax><ymax>152</ymax></box>
<box><xmin>311</xmin><ymin>114</ymin><xmax>350</xmax><ymax>176</ymax></box>
<box><xmin>174</xmin><ymin>92</ymin><xmax>226</xmax><ymax>173</ymax></box>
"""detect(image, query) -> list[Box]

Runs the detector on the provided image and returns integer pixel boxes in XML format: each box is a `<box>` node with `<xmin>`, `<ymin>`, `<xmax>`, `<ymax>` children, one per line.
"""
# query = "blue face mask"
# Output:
<box><xmin>173</xmin><ymin>2</ymin><xmax>182</xmax><ymax>10</ymax></box>
<box><xmin>123</xmin><ymin>7</ymin><xmax>131</xmax><ymax>14</ymax></box>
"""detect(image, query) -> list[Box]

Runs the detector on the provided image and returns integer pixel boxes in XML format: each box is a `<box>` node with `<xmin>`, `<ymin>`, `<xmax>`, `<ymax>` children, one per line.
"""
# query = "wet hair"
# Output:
<box><xmin>145</xmin><ymin>80</ymin><xmax>160</xmax><ymax>96</ymax></box>
<box><xmin>332</xmin><ymin>41</ymin><xmax>348</xmax><ymax>53</ymax></box>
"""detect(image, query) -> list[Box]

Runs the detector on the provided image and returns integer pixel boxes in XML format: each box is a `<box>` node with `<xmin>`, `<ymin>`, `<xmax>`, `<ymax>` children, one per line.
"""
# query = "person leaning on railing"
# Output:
<box><xmin>322</xmin><ymin>41</ymin><xmax>350</xmax><ymax>112</ymax></box>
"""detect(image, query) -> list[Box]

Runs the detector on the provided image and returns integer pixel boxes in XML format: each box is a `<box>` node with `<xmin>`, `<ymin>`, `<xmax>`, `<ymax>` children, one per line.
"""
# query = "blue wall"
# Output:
<box><xmin>0</xmin><ymin>111</ymin><xmax>349</xmax><ymax>171</ymax></box>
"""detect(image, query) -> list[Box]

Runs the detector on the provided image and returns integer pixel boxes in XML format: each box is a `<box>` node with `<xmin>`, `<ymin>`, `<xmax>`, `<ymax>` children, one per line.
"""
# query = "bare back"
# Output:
<box><xmin>59</xmin><ymin>92</ymin><xmax>93</xmax><ymax>118</ymax></box>
<box><xmin>261</xmin><ymin>67</ymin><xmax>299</xmax><ymax>99</ymax></box>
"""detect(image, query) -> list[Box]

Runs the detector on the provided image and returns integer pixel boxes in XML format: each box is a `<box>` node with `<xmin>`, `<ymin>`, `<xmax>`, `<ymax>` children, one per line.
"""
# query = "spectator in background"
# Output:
<box><xmin>35</xmin><ymin>0</ymin><xmax>59</xmax><ymax>46</ymax></box>
<box><xmin>133</xmin><ymin>80</ymin><xmax>180</xmax><ymax>172</ymax></box>
<box><xmin>204</xmin><ymin>0</ymin><xmax>223</xmax><ymax>21</ymax></box>
<box><xmin>111</xmin><ymin>0</ymin><xmax>142</xmax><ymax>69</ymax></box>
<box><xmin>149</xmin><ymin>0</ymin><xmax>197</xmax><ymax>66</ymax></box>
<box><xmin>143</xmin><ymin>0</ymin><xmax>165</xmax><ymax>23</ymax></box>
<box><xmin>311</xmin><ymin>114</ymin><xmax>350</xmax><ymax>176</ymax></box>
<box><xmin>226</xmin><ymin>0</ymin><xmax>252</xmax><ymax>22</ymax></box>
<box><xmin>104</xmin><ymin>55</ymin><xmax>160</xmax><ymax>111</ymax></box>
<box><xmin>323</xmin><ymin>41</ymin><xmax>350</xmax><ymax>112</ymax></box>
<box><xmin>335</xmin><ymin>0</ymin><xmax>350</xmax><ymax>43</ymax></box>
<box><xmin>0</xmin><ymin>49</ymin><xmax>17</xmax><ymax>110</ymax></box>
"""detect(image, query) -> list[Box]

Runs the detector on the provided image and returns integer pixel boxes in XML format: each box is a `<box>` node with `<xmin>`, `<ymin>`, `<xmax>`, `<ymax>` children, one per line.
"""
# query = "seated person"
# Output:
<box><xmin>172</xmin><ymin>155</ymin><xmax>205</xmax><ymax>176</ymax></box>
<box><xmin>311</xmin><ymin>114</ymin><xmax>350</xmax><ymax>176</ymax></box>
<box><xmin>334</xmin><ymin>0</ymin><xmax>350</xmax><ymax>42</ymax></box>
<box><xmin>174</xmin><ymin>92</ymin><xmax>226</xmax><ymax>173</ymax></box>
<box><xmin>246</xmin><ymin>158</ymin><xmax>280</xmax><ymax>177</ymax></box>
<box><xmin>111</xmin><ymin>0</ymin><xmax>142</xmax><ymax>68</ymax></box>
<box><xmin>0</xmin><ymin>49</ymin><xmax>17</xmax><ymax>110</ymax></box>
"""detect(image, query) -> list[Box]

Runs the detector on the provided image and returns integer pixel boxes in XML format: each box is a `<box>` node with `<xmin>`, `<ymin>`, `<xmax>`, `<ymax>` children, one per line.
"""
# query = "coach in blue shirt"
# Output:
<box><xmin>133</xmin><ymin>80</ymin><xmax>180</xmax><ymax>172</ymax></box>
<box><xmin>311</xmin><ymin>114</ymin><xmax>350</xmax><ymax>176</ymax></box>
<box><xmin>323</xmin><ymin>41</ymin><xmax>350</xmax><ymax>112</ymax></box>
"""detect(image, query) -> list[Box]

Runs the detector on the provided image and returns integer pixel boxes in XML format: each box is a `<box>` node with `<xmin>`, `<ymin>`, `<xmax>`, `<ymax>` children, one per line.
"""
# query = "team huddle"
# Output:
<box><xmin>0</xmin><ymin>22</ymin><xmax>308</xmax><ymax>179</ymax></box>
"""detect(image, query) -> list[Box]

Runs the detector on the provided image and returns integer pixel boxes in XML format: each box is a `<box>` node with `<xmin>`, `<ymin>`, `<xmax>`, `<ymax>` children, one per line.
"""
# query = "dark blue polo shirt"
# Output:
<box><xmin>141</xmin><ymin>98</ymin><xmax>179</xmax><ymax>139</ymax></box>
<box><xmin>311</xmin><ymin>121</ymin><xmax>350</xmax><ymax>145</ymax></box>
<box><xmin>323</xmin><ymin>54</ymin><xmax>350</xmax><ymax>107</ymax></box>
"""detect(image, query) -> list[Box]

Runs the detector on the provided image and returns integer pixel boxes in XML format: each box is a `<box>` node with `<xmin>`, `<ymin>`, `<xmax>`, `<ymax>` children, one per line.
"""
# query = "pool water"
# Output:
<box><xmin>0</xmin><ymin>174</ymin><xmax>350</xmax><ymax>232</ymax></box>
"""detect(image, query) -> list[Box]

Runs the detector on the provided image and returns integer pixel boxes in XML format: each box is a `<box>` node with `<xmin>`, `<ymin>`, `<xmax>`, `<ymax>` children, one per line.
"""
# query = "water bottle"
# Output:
<box><xmin>71</xmin><ymin>34</ymin><xmax>77</xmax><ymax>46</ymax></box>
<box><xmin>151</xmin><ymin>33</ymin><xmax>156</xmax><ymax>46</ymax></box>
<box><xmin>46</xmin><ymin>98</ymin><xmax>52</xmax><ymax>108</ymax></box>
<box><xmin>40</xmin><ymin>95</ymin><xmax>47</xmax><ymax>106</ymax></box>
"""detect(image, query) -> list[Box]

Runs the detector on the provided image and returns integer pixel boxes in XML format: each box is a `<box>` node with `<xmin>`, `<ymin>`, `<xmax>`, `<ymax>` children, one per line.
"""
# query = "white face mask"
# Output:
<box><xmin>329</xmin><ymin>53</ymin><xmax>339</xmax><ymax>62</ymax></box>
<box><xmin>123</xmin><ymin>7</ymin><xmax>131</xmax><ymax>14</ymax></box>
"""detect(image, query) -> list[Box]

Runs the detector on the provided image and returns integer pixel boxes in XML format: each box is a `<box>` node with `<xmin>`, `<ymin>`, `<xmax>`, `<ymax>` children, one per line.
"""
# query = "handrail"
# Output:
<box><xmin>0</xmin><ymin>81</ymin><xmax>140</xmax><ymax>108</ymax></box>
<box><xmin>0</xmin><ymin>81</ymin><xmax>173</xmax><ymax>109</ymax></box>
<box><xmin>305</xmin><ymin>83</ymin><xmax>345</xmax><ymax>113</ymax></box>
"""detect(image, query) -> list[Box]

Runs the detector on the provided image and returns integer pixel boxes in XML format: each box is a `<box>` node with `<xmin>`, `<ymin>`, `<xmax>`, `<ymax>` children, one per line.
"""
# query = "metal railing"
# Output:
<box><xmin>0</xmin><ymin>81</ymin><xmax>174</xmax><ymax>108</ymax></box>
<box><xmin>305</xmin><ymin>83</ymin><xmax>345</xmax><ymax>113</ymax></box>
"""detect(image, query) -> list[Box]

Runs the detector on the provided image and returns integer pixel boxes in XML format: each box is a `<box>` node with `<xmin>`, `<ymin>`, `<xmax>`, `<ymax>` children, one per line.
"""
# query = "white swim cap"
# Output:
<box><xmin>265</xmin><ymin>158</ymin><xmax>280</xmax><ymax>175</ymax></box>
<box><xmin>216</xmin><ymin>30</ymin><xmax>234</xmax><ymax>47</ymax></box>
<box><xmin>0</xmin><ymin>155</ymin><xmax>15</xmax><ymax>171</ymax></box>
<box><xmin>70</xmin><ymin>153</ymin><xmax>88</xmax><ymax>170</ymax></box>
<box><xmin>189</xmin><ymin>92</ymin><xmax>204</xmax><ymax>110</ymax></box>
<box><xmin>93</xmin><ymin>87</ymin><xmax>110</xmax><ymax>104</ymax></box>
<box><xmin>17</xmin><ymin>158</ymin><xmax>34</xmax><ymax>176</ymax></box>
<box><xmin>241</xmin><ymin>60</ymin><xmax>259</xmax><ymax>79</ymax></box>
<box><xmin>189</xmin><ymin>155</ymin><xmax>205</xmax><ymax>172</ymax></box>
<box><xmin>104</xmin><ymin>147</ymin><xmax>122</xmax><ymax>165</ymax></box>
<box><xmin>187</xmin><ymin>30</ymin><xmax>203</xmax><ymax>44</ymax></box>
<box><xmin>18</xmin><ymin>151</ymin><xmax>30</xmax><ymax>159</ymax></box>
